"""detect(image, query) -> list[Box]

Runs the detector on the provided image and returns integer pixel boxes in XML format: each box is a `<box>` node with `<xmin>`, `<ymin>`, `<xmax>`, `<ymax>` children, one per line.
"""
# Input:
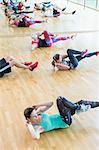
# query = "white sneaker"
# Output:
<box><xmin>76</xmin><ymin>104</ymin><xmax>91</xmax><ymax>114</ymax></box>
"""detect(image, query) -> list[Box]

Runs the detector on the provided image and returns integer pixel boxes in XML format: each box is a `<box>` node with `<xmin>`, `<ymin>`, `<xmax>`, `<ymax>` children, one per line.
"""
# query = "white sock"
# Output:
<box><xmin>75</xmin><ymin>104</ymin><xmax>91</xmax><ymax>114</ymax></box>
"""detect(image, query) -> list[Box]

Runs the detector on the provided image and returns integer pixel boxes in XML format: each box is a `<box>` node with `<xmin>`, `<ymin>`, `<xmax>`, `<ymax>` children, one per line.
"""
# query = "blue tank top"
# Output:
<box><xmin>39</xmin><ymin>113</ymin><xmax>69</xmax><ymax>132</ymax></box>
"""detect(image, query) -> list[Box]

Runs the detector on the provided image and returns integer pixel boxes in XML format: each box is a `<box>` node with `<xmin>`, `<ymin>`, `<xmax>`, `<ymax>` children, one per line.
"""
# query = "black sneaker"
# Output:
<box><xmin>62</xmin><ymin>7</ymin><xmax>66</xmax><ymax>12</ymax></box>
<box><xmin>34</xmin><ymin>3</ymin><xmax>37</xmax><ymax>7</ymax></box>
<box><xmin>72</xmin><ymin>10</ymin><xmax>76</xmax><ymax>15</ymax></box>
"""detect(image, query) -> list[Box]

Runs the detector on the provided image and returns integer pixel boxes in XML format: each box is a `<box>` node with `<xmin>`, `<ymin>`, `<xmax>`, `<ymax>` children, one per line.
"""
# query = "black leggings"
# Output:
<box><xmin>56</xmin><ymin>96</ymin><xmax>99</xmax><ymax>126</ymax></box>
<box><xmin>67</xmin><ymin>49</ymin><xmax>96</xmax><ymax>68</ymax></box>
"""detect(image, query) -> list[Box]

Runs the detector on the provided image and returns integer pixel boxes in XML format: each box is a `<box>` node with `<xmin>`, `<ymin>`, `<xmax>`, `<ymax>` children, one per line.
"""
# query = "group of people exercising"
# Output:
<box><xmin>3</xmin><ymin>0</ymin><xmax>47</xmax><ymax>27</ymax></box>
<box><xmin>2</xmin><ymin>0</ymin><xmax>76</xmax><ymax>27</ymax></box>
<box><xmin>0</xmin><ymin>0</ymin><xmax>99</xmax><ymax>141</ymax></box>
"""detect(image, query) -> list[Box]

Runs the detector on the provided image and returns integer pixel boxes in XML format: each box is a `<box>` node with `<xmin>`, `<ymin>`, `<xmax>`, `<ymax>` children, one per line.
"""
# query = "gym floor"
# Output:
<box><xmin>0</xmin><ymin>0</ymin><xmax>99</xmax><ymax>150</ymax></box>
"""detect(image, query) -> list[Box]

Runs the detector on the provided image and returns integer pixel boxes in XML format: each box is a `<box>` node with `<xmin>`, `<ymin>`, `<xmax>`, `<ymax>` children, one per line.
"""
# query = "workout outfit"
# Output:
<box><xmin>57</xmin><ymin>96</ymin><xmax>99</xmax><ymax>125</ymax></box>
<box><xmin>32</xmin><ymin>31</ymin><xmax>71</xmax><ymax>48</ymax></box>
<box><xmin>0</xmin><ymin>58</ymin><xmax>11</xmax><ymax>77</ymax></box>
<box><xmin>39</xmin><ymin>113</ymin><xmax>69</xmax><ymax>132</ymax></box>
<box><xmin>61</xmin><ymin>49</ymin><xmax>97</xmax><ymax>69</ymax></box>
<box><xmin>31</xmin><ymin>96</ymin><xmax>99</xmax><ymax>132</ymax></box>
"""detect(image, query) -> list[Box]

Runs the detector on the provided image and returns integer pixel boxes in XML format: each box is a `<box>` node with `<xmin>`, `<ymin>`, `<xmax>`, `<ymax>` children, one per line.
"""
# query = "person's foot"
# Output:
<box><xmin>81</xmin><ymin>49</ymin><xmax>88</xmax><ymax>57</ymax></box>
<box><xmin>34</xmin><ymin>3</ymin><xmax>37</xmax><ymax>7</ymax></box>
<box><xmin>29</xmin><ymin>61</ymin><xmax>38</xmax><ymax>71</ymax></box>
<box><xmin>72</xmin><ymin>10</ymin><xmax>76</xmax><ymax>15</ymax></box>
<box><xmin>62</xmin><ymin>7</ymin><xmax>66</xmax><ymax>12</ymax></box>
<box><xmin>76</xmin><ymin>104</ymin><xmax>91</xmax><ymax>114</ymax></box>
<box><xmin>34</xmin><ymin>3</ymin><xmax>40</xmax><ymax>10</ymax></box>
<box><xmin>70</xmin><ymin>34</ymin><xmax>77</xmax><ymax>40</ymax></box>
<box><xmin>95</xmin><ymin>51</ymin><xmax>99</xmax><ymax>56</ymax></box>
<box><xmin>23</xmin><ymin>62</ymin><xmax>32</xmax><ymax>66</ymax></box>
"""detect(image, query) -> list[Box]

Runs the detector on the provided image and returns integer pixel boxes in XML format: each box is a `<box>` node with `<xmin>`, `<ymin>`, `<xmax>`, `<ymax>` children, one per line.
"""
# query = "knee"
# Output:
<box><xmin>43</xmin><ymin>30</ymin><xmax>48</xmax><ymax>36</ymax></box>
<box><xmin>9</xmin><ymin>56</ymin><xmax>14</xmax><ymax>60</ymax></box>
<box><xmin>9</xmin><ymin>60</ymin><xmax>16</xmax><ymax>66</ymax></box>
<box><xmin>67</xmin><ymin>49</ymin><xmax>72</xmax><ymax>54</ymax></box>
<box><xmin>5</xmin><ymin>56</ymin><xmax>14</xmax><ymax>61</ymax></box>
<box><xmin>56</xmin><ymin>96</ymin><xmax>63</xmax><ymax>105</ymax></box>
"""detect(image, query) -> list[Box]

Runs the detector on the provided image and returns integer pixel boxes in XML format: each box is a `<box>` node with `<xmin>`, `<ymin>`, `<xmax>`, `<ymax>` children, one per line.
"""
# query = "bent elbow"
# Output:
<box><xmin>32</xmin><ymin>134</ymin><xmax>40</xmax><ymax>140</ymax></box>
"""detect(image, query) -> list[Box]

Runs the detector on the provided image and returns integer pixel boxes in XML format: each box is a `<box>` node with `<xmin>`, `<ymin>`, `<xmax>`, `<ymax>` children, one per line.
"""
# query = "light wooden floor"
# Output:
<box><xmin>0</xmin><ymin>1</ymin><xmax>99</xmax><ymax>150</ymax></box>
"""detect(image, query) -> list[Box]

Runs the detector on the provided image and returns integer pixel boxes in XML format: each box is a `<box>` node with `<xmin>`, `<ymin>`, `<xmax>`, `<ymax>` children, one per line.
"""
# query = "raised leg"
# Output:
<box><xmin>76</xmin><ymin>51</ymin><xmax>97</xmax><ymax>62</ymax></box>
<box><xmin>43</xmin><ymin>30</ymin><xmax>53</xmax><ymax>47</ymax></box>
<box><xmin>76</xmin><ymin>100</ymin><xmax>99</xmax><ymax>108</ymax></box>
<box><xmin>67</xmin><ymin>49</ymin><xmax>79</xmax><ymax>68</ymax></box>
<box><xmin>56</xmin><ymin>97</ymin><xmax>72</xmax><ymax>125</ymax></box>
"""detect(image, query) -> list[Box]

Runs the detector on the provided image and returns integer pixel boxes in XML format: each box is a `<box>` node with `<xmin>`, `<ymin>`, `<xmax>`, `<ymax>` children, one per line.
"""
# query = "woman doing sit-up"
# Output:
<box><xmin>24</xmin><ymin>96</ymin><xmax>99</xmax><ymax>140</ymax></box>
<box><xmin>34</xmin><ymin>1</ymin><xmax>76</xmax><ymax>17</ymax></box>
<box><xmin>52</xmin><ymin>49</ymin><xmax>99</xmax><ymax>70</ymax></box>
<box><xmin>31</xmin><ymin>30</ymin><xmax>74</xmax><ymax>50</ymax></box>
<box><xmin>0</xmin><ymin>56</ymin><xmax>38</xmax><ymax>77</ymax></box>
<box><xmin>9</xmin><ymin>15</ymin><xmax>47</xmax><ymax>27</ymax></box>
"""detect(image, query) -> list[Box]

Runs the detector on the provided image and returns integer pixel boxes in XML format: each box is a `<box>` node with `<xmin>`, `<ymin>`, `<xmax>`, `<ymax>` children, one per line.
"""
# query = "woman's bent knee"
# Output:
<box><xmin>67</xmin><ymin>49</ymin><xmax>72</xmax><ymax>53</ymax></box>
<box><xmin>56</xmin><ymin>96</ymin><xmax>63</xmax><ymax>105</ymax></box>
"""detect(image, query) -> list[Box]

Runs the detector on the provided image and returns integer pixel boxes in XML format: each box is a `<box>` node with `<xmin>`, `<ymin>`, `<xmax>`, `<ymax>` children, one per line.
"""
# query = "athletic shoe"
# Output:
<box><xmin>62</xmin><ymin>7</ymin><xmax>66</xmax><ymax>12</ymax></box>
<box><xmin>70</xmin><ymin>34</ymin><xmax>77</xmax><ymax>40</ymax></box>
<box><xmin>76</xmin><ymin>104</ymin><xmax>91</xmax><ymax>114</ymax></box>
<box><xmin>29</xmin><ymin>61</ymin><xmax>38</xmax><ymax>71</ymax></box>
<box><xmin>34</xmin><ymin>3</ymin><xmax>40</xmax><ymax>10</ymax></box>
<box><xmin>96</xmin><ymin>51</ymin><xmax>99</xmax><ymax>56</ymax></box>
<box><xmin>23</xmin><ymin>62</ymin><xmax>32</xmax><ymax>66</ymax></box>
<box><xmin>72</xmin><ymin>10</ymin><xmax>76</xmax><ymax>15</ymax></box>
<box><xmin>81</xmin><ymin>49</ymin><xmax>88</xmax><ymax>57</ymax></box>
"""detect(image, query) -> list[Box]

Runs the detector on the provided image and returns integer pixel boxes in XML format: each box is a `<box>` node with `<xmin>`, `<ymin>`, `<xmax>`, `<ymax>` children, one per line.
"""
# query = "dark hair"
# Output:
<box><xmin>5</xmin><ymin>9</ymin><xmax>8</xmax><ymax>16</ymax></box>
<box><xmin>34</xmin><ymin>3</ymin><xmax>37</xmax><ymax>7</ymax></box>
<box><xmin>42</xmin><ymin>7</ymin><xmax>45</xmax><ymax>12</ymax></box>
<box><xmin>24</xmin><ymin>107</ymin><xmax>35</xmax><ymax>119</ymax></box>
<box><xmin>51</xmin><ymin>60</ymin><xmax>55</xmax><ymax>67</ymax></box>
<box><xmin>53</xmin><ymin>54</ymin><xmax>60</xmax><ymax>61</ymax></box>
<box><xmin>3</xmin><ymin>0</ymin><xmax>8</xmax><ymax>6</ymax></box>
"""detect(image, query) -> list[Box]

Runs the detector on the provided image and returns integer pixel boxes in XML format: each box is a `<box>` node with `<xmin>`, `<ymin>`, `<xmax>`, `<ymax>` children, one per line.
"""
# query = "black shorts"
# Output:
<box><xmin>18</xmin><ymin>19</ymin><xmax>26</xmax><ymax>27</ymax></box>
<box><xmin>38</xmin><ymin>38</ymin><xmax>48</xmax><ymax>48</ymax></box>
<box><xmin>53</xmin><ymin>9</ymin><xmax>60</xmax><ymax>17</ymax></box>
<box><xmin>0</xmin><ymin>58</ymin><xmax>11</xmax><ymax>77</ymax></box>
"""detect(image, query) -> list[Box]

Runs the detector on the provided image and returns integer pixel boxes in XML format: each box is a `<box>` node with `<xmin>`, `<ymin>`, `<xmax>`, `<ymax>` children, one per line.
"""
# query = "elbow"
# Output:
<box><xmin>32</xmin><ymin>134</ymin><xmax>40</xmax><ymax>140</ymax></box>
<box><xmin>36</xmin><ymin>136</ymin><xmax>40</xmax><ymax>140</ymax></box>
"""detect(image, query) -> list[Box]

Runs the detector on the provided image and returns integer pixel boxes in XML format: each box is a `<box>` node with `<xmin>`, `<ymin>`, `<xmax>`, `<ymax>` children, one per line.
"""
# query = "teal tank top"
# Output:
<box><xmin>39</xmin><ymin>113</ymin><xmax>69</xmax><ymax>132</ymax></box>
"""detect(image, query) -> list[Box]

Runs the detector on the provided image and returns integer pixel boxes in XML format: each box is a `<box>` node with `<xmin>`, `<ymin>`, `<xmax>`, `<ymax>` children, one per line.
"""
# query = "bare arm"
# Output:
<box><xmin>9</xmin><ymin>20</ymin><xmax>17</xmax><ymax>27</ymax></box>
<box><xmin>26</xmin><ymin>122</ymin><xmax>40</xmax><ymax>140</ymax></box>
<box><xmin>32</xmin><ymin>102</ymin><xmax>53</xmax><ymax>114</ymax></box>
<box><xmin>55</xmin><ymin>62</ymin><xmax>70</xmax><ymax>70</ymax></box>
<box><xmin>61</xmin><ymin>54</ymin><xmax>68</xmax><ymax>59</ymax></box>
